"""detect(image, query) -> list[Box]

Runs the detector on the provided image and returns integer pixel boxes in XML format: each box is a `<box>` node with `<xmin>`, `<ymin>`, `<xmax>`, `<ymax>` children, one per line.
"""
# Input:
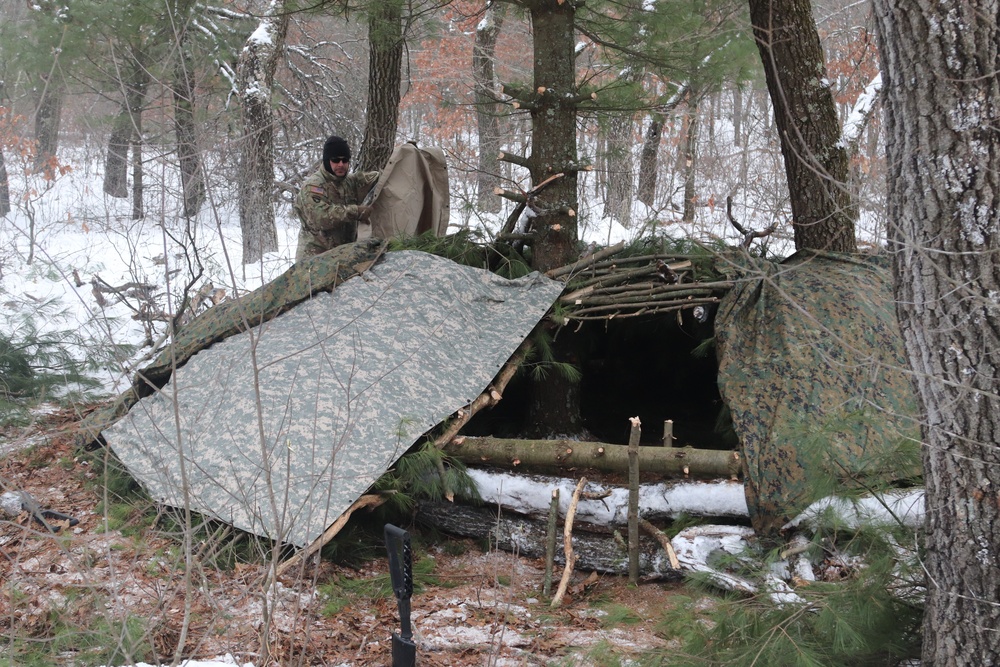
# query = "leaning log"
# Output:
<box><xmin>416</xmin><ymin>499</ymin><xmax>683</xmax><ymax>579</ymax></box>
<box><xmin>444</xmin><ymin>436</ymin><xmax>741</xmax><ymax>479</ymax></box>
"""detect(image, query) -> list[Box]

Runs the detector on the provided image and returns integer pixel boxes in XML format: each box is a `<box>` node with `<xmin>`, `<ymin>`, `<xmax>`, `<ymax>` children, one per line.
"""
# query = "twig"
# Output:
<box><xmin>434</xmin><ymin>339</ymin><xmax>533</xmax><ymax>448</ymax></box>
<box><xmin>551</xmin><ymin>477</ymin><xmax>587</xmax><ymax>607</ymax></box>
<box><xmin>275</xmin><ymin>494</ymin><xmax>386</xmax><ymax>578</ymax></box>
<box><xmin>639</xmin><ymin>518</ymin><xmax>680</xmax><ymax>570</ymax></box>
<box><xmin>546</xmin><ymin>241</ymin><xmax>626</xmax><ymax>279</ymax></box>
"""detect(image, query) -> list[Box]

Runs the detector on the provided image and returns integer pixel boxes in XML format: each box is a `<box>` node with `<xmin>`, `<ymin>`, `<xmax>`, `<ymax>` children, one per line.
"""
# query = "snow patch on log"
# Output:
<box><xmin>467</xmin><ymin>468</ymin><xmax>749</xmax><ymax>523</ymax></box>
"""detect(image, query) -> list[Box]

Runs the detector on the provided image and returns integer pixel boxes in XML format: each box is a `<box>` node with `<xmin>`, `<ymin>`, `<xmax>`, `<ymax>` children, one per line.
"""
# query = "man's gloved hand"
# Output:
<box><xmin>356</xmin><ymin>205</ymin><xmax>372</xmax><ymax>222</ymax></box>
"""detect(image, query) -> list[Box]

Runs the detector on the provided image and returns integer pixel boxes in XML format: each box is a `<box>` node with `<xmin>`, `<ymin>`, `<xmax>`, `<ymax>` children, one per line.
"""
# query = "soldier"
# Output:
<box><xmin>293</xmin><ymin>135</ymin><xmax>380</xmax><ymax>260</ymax></box>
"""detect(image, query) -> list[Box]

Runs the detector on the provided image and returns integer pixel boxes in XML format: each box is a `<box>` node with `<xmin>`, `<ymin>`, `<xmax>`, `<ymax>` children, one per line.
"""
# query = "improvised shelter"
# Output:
<box><xmin>97</xmin><ymin>244</ymin><xmax>562</xmax><ymax>547</ymax></box>
<box><xmin>81</xmin><ymin>241</ymin><xmax>918</xmax><ymax>550</ymax></box>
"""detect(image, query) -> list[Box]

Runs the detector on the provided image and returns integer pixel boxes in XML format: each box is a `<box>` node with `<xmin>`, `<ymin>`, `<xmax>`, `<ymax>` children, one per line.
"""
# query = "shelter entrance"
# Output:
<box><xmin>464</xmin><ymin>311</ymin><xmax>735</xmax><ymax>450</ymax></box>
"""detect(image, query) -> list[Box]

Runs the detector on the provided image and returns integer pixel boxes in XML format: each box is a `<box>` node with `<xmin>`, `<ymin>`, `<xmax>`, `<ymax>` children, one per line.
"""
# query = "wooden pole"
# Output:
<box><xmin>543</xmin><ymin>488</ymin><xmax>559</xmax><ymax>598</ymax></box>
<box><xmin>552</xmin><ymin>477</ymin><xmax>586</xmax><ymax>607</ymax></box>
<box><xmin>627</xmin><ymin>417</ymin><xmax>641</xmax><ymax>585</ymax></box>
<box><xmin>444</xmin><ymin>435</ymin><xmax>740</xmax><ymax>479</ymax></box>
<box><xmin>662</xmin><ymin>419</ymin><xmax>674</xmax><ymax>448</ymax></box>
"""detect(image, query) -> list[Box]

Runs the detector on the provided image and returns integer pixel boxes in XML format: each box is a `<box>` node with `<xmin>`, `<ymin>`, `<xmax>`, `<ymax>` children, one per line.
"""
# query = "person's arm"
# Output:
<box><xmin>295</xmin><ymin>183</ymin><xmax>364</xmax><ymax>233</ymax></box>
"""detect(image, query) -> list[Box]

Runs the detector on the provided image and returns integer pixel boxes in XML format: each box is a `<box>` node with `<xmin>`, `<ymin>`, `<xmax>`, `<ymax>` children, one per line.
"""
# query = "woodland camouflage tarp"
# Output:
<box><xmin>714</xmin><ymin>251</ymin><xmax>920</xmax><ymax>536</ymax></box>
<box><xmin>98</xmin><ymin>245</ymin><xmax>563</xmax><ymax>547</ymax></box>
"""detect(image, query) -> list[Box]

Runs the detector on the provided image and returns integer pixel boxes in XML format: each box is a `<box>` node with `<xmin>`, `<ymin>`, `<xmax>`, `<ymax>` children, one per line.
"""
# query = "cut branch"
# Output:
<box><xmin>444</xmin><ymin>436</ymin><xmax>740</xmax><ymax>479</ymax></box>
<box><xmin>434</xmin><ymin>341</ymin><xmax>533</xmax><ymax>448</ymax></box>
<box><xmin>552</xmin><ymin>476</ymin><xmax>586</xmax><ymax>607</ymax></box>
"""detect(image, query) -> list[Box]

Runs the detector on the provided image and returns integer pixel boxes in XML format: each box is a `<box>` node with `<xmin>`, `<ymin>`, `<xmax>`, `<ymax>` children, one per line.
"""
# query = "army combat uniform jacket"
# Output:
<box><xmin>293</xmin><ymin>168</ymin><xmax>380</xmax><ymax>260</ymax></box>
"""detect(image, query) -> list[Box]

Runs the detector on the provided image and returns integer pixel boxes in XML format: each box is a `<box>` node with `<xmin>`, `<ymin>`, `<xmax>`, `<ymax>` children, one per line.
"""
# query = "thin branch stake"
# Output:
<box><xmin>543</xmin><ymin>488</ymin><xmax>560</xmax><ymax>598</ymax></box>
<box><xmin>551</xmin><ymin>476</ymin><xmax>587</xmax><ymax>607</ymax></box>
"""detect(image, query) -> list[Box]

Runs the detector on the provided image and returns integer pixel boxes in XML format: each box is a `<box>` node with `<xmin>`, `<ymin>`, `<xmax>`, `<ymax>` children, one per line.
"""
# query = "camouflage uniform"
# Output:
<box><xmin>293</xmin><ymin>168</ymin><xmax>380</xmax><ymax>260</ymax></box>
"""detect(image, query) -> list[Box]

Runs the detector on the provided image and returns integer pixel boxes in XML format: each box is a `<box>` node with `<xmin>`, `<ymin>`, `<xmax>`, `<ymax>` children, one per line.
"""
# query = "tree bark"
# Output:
<box><xmin>417</xmin><ymin>500</ymin><xmax>682</xmax><ymax>578</ymax></box>
<box><xmin>637</xmin><ymin>114</ymin><xmax>662</xmax><ymax>207</ymax></box>
<box><xmin>105</xmin><ymin>50</ymin><xmax>150</xmax><ymax>199</ymax></box>
<box><xmin>473</xmin><ymin>3</ymin><xmax>505</xmax><ymax>213</ymax></box>
<box><xmin>747</xmin><ymin>0</ymin><xmax>856</xmax><ymax>253</ymax></box>
<box><xmin>169</xmin><ymin>0</ymin><xmax>205</xmax><ymax>218</ymax></box>
<box><xmin>444</xmin><ymin>436</ymin><xmax>741</xmax><ymax>478</ymax></box>
<box><xmin>237</xmin><ymin>3</ymin><xmax>290</xmax><ymax>264</ymax></box>
<box><xmin>0</xmin><ymin>144</ymin><xmax>9</xmax><ymax>217</ymax></box>
<box><xmin>358</xmin><ymin>0</ymin><xmax>403</xmax><ymax>173</ymax></box>
<box><xmin>33</xmin><ymin>80</ymin><xmax>62</xmax><ymax>172</ymax></box>
<box><xmin>873</xmin><ymin>2</ymin><xmax>1000</xmax><ymax>664</ymax></box>
<box><xmin>681</xmin><ymin>99</ymin><xmax>700</xmax><ymax>224</ymax></box>
<box><xmin>522</xmin><ymin>0</ymin><xmax>583</xmax><ymax>437</ymax></box>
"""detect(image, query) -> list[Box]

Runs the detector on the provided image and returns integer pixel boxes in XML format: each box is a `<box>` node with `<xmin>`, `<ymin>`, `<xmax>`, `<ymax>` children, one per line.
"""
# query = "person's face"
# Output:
<box><xmin>328</xmin><ymin>156</ymin><xmax>350</xmax><ymax>177</ymax></box>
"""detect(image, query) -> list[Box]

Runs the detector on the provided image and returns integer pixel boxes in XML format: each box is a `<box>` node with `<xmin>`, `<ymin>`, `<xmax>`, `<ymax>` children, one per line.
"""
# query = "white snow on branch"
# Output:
<box><xmin>841</xmin><ymin>73</ymin><xmax>882</xmax><ymax>148</ymax></box>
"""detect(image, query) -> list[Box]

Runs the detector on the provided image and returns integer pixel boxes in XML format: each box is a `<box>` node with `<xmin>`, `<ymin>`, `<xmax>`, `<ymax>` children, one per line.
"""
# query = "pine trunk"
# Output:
<box><xmin>637</xmin><ymin>114</ymin><xmax>662</xmax><ymax>207</ymax></box>
<box><xmin>169</xmin><ymin>0</ymin><xmax>205</xmax><ymax>219</ymax></box>
<box><xmin>747</xmin><ymin>0</ymin><xmax>856</xmax><ymax>253</ymax></box>
<box><xmin>681</xmin><ymin>102</ymin><xmax>699</xmax><ymax>224</ymax></box>
<box><xmin>105</xmin><ymin>52</ymin><xmax>150</xmax><ymax>199</ymax></box>
<box><xmin>237</xmin><ymin>7</ymin><xmax>289</xmax><ymax>264</ymax></box>
<box><xmin>0</xmin><ymin>143</ymin><xmax>9</xmax><ymax>217</ymax></box>
<box><xmin>473</xmin><ymin>4</ymin><xmax>505</xmax><ymax>214</ymax></box>
<box><xmin>358</xmin><ymin>0</ymin><xmax>403</xmax><ymax>173</ymax></box>
<box><xmin>874</xmin><ymin>2</ymin><xmax>1000</xmax><ymax>663</ymax></box>
<box><xmin>33</xmin><ymin>81</ymin><xmax>62</xmax><ymax>171</ymax></box>
<box><xmin>520</xmin><ymin>0</ymin><xmax>584</xmax><ymax>437</ymax></box>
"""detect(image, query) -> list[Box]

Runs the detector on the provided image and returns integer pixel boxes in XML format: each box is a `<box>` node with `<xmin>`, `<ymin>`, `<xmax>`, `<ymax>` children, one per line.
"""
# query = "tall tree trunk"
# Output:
<box><xmin>358</xmin><ymin>0</ymin><xmax>403</xmax><ymax>173</ymax></box>
<box><xmin>131</xmin><ymin>132</ymin><xmax>144</xmax><ymax>220</ymax></box>
<box><xmin>747</xmin><ymin>0</ymin><xmax>856</xmax><ymax>253</ymax></box>
<box><xmin>237</xmin><ymin>3</ymin><xmax>290</xmax><ymax>264</ymax></box>
<box><xmin>681</xmin><ymin>101</ymin><xmax>700</xmax><ymax>224</ymax></box>
<box><xmin>473</xmin><ymin>3</ymin><xmax>505</xmax><ymax>214</ymax></box>
<box><xmin>874</xmin><ymin>2</ymin><xmax>1000</xmax><ymax>664</ymax></box>
<box><xmin>604</xmin><ymin>65</ymin><xmax>642</xmax><ymax>226</ymax></box>
<box><xmin>33</xmin><ymin>80</ymin><xmax>62</xmax><ymax>171</ymax></box>
<box><xmin>169</xmin><ymin>0</ymin><xmax>205</xmax><ymax>218</ymax></box>
<box><xmin>0</xmin><ymin>143</ymin><xmax>9</xmax><ymax>217</ymax></box>
<box><xmin>522</xmin><ymin>0</ymin><xmax>582</xmax><ymax>437</ymax></box>
<box><xmin>637</xmin><ymin>114</ymin><xmax>662</xmax><ymax>207</ymax></box>
<box><xmin>105</xmin><ymin>51</ymin><xmax>150</xmax><ymax>199</ymax></box>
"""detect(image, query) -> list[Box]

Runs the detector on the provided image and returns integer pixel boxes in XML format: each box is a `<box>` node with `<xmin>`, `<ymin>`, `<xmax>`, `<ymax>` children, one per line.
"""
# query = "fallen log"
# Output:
<box><xmin>416</xmin><ymin>499</ymin><xmax>683</xmax><ymax>579</ymax></box>
<box><xmin>445</xmin><ymin>436</ymin><xmax>741</xmax><ymax>479</ymax></box>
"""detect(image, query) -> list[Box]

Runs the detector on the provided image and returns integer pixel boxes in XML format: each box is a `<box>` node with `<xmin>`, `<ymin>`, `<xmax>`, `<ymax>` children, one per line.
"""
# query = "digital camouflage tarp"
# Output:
<box><xmin>714</xmin><ymin>251</ymin><xmax>920</xmax><ymax>535</ymax></box>
<box><xmin>98</xmin><ymin>246</ymin><xmax>563</xmax><ymax>547</ymax></box>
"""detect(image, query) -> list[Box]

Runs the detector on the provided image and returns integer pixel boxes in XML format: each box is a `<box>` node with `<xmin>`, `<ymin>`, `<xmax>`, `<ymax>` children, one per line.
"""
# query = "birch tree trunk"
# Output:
<box><xmin>747</xmin><ymin>0</ymin><xmax>856</xmax><ymax>252</ymax></box>
<box><xmin>873</xmin><ymin>2</ymin><xmax>1000</xmax><ymax>663</ymax></box>
<box><xmin>473</xmin><ymin>3</ymin><xmax>505</xmax><ymax>213</ymax></box>
<box><xmin>237</xmin><ymin>2</ymin><xmax>289</xmax><ymax>264</ymax></box>
<box><xmin>358</xmin><ymin>0</ymin><xmax>403</xmax><ymax>173</ymax></box>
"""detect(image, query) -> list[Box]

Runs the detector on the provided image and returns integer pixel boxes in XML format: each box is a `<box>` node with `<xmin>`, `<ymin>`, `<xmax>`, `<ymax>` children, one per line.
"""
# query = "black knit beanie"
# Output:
<box><xmin>322</xmin><ymin>135</ymin><xmax>351</xmax><ymax>173</ymax></box>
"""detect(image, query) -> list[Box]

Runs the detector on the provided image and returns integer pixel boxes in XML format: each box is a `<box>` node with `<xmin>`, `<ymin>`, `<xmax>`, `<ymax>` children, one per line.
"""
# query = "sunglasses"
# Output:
<box><xmin>329</xmin><ymin>157</ymin><xmax>350</xmax><ymax>164</ymax></box>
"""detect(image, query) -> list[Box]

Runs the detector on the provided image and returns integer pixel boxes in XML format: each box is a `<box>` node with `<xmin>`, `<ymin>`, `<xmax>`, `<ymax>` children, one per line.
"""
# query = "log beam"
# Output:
<box><xmin>445</xmin><ymin>436</ymin><xmax>741</xmax><ymax>479</ymax></box>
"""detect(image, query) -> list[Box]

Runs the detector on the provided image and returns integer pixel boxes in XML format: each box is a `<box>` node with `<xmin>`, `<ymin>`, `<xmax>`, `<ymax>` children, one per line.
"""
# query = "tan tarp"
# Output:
<box><xmin>359</xmin><ymin>142</ymin><xmax>450</xmax><ymax>241</ymax></box>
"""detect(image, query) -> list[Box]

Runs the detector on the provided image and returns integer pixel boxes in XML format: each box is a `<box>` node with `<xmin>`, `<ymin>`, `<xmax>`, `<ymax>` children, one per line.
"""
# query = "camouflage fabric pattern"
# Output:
<box><xmin>293</xmin><ymin>167</ymin><xmax>380</xmax><ymax>259</ymax></box>
<box><xmin>714</xmin><ymin>251</ymin><xmax>920</xmax><ymax>536</ymax></box>
<box><xmin>101</xmin><ymin>250</ymin><xmax>564</xmax><ymax>547</ymax></box>
<box><xmin>76</xmin><ymin>240</ymin><xmax>388</xmax><ymax>447</ymax></box>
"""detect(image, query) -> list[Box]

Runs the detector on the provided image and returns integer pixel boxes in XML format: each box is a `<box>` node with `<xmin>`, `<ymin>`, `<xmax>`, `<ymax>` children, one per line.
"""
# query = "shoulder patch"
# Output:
<box><xmin>309</xmin><ymin>185</ymin><xmax>325</xmax><ymax>195</ymax></box>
